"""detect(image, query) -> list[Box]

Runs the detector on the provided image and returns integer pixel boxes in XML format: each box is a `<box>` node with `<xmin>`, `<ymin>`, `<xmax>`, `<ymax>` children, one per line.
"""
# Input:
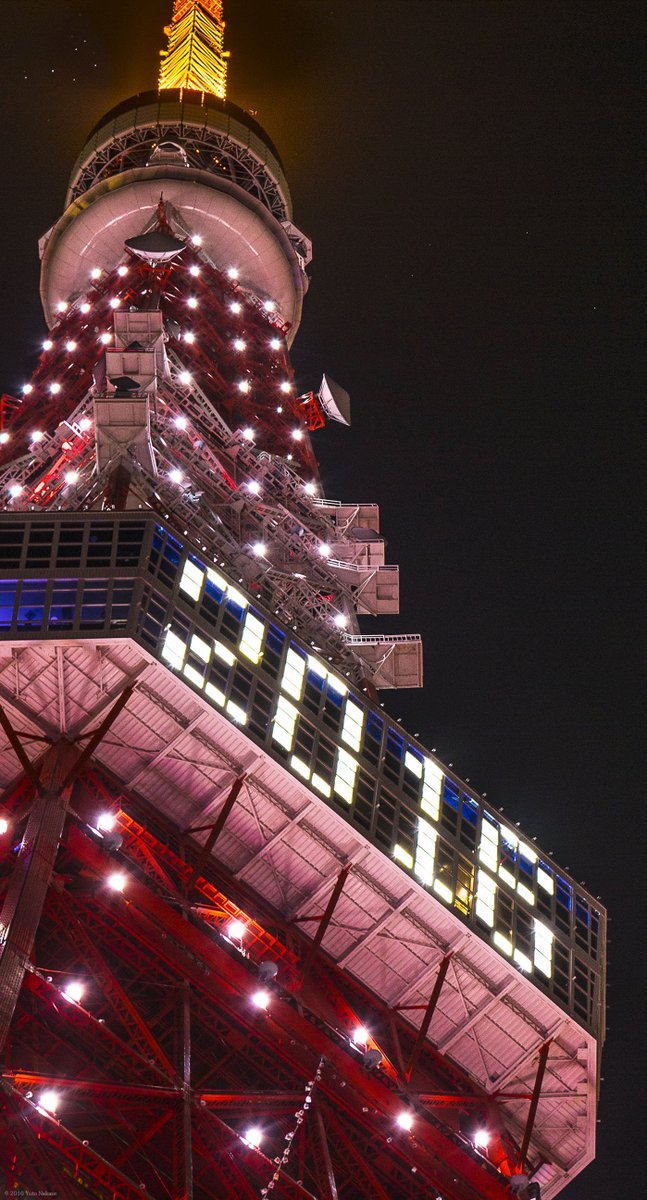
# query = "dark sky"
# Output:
<box><xmin>0</xmin><ymin>3</ymin><xmax>643</xmax><ymax>1196</ymax></box>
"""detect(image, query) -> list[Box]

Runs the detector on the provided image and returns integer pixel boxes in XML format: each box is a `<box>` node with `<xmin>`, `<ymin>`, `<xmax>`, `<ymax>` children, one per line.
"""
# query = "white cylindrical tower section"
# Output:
<box><xmin>40</xmin><ymin>92</ymin><xmax>311</xmax><ymax>343</ymax></box>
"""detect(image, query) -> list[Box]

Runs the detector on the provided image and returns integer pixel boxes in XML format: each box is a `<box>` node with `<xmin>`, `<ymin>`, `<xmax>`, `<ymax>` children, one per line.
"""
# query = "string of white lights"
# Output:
<box><xmin>259</xmin><ymin>1056</ymin><xmax>324</xmax><ymax>1197</ymax></box>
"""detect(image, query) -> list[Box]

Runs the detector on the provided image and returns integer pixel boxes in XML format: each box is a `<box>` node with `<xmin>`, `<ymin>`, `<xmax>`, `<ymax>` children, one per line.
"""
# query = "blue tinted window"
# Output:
<box><xmin>266</xmin><ymin>625</ymin><xmax>285</xmax><ymax>655</ymax></box>
<box><xmin>462</xmin><ymin>798</ymin><xmax>478</xmax><ymax>825</ymax></box>
<box><xmin>386</xmin><ymin>729</ymin><xmax>404</xmax><ymax>759</ymax></box>
<box><xmin>17</xmin><ymin>580</ymin><xmax>47</xmax><ymax>629</ymax></box>
<box><xmin>365</xmin><ymin>711</ymin><xmax>383</xmax><ymax>743</ymax></box>
<box><xmin>0</xmin><ymin>581</ymin><xmax>16</xmax><ymax>628</ymax></box>
<box><xmin>556</xmin><ymin>877</ymin><xmax>572</xmax><ymax>910</ymax></box>
<box><xmin>442</xmin><ymin>778</ymin><xmax>460</xmax><ymax>810</ymax></box>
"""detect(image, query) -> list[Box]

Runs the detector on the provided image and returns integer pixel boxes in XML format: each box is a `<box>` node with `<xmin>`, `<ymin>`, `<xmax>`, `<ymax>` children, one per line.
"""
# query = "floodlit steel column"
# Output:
<box><xmin>519</xmin><ymin>1041</ymin><xmax>551</xmax><ymax>1170</ymax></box>
<box><xmin>182</xmin><ymin>980</ymin><xmax>194</xmax><ymax>1200</ymax></box>
<box><xmin>405</xmin><ymin>952</ymin><xmax>453</xmax><ymax>1082</ymax></box>
<box><xmin>0</xmin><ymin>743</ymin><xmax>75</xmax><ymax>1053</ymax></box>
<box><xmin>299</xmin><ymin>864</ymin><xmax>351</xmax><ymax>986</ymax></box>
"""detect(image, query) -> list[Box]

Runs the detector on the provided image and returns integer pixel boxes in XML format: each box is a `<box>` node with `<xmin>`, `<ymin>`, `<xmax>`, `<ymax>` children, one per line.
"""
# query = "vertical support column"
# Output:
<box><xmin>519</xmin><ymin>1041</ymin><xmax>551</xmax><ymax>1170</ymax></box>
<box><xmin>182</xmin><ymin>980</ymin><xmax>194</xmax><ymax>1200</ymax></box>
<box><xmin>405</xmin><ymin>952</ymin><xmax>453</xmax><ymax>1082</ymax></box>
<box><xmin>0</xmin><ymin>741</ymin><xmax>76</xmax><ymax>1052</ymax></box>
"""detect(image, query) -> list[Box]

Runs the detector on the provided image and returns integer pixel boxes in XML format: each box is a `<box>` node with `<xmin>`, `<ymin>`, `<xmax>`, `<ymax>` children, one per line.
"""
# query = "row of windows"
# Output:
<box><xmin>0</xmin><ymin>518</ymin><xmax>147</xmax><ymax>571</ymax></box>
<box><xmin>0</xmin><ymin>577</ymin><xmax>135</xmax><ymax>632</ymax></box>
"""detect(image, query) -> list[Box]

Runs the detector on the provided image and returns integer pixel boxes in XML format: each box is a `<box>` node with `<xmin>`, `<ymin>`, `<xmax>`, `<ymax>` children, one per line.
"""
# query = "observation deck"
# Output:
<box><xmin>0</xmin><ymin>508</ymin><xmax>605</xmax><ymax>1198</ymax></box>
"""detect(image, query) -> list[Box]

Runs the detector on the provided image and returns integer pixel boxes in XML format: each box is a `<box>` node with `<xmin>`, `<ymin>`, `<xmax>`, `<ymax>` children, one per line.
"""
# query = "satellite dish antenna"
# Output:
<box><xmin>125</xmin><ymin>230</ymin><xmax>186</xmax><ymax>263</ymax></box>
<box><xmin>318</xmin><ymin>374</ymin><xmax>351</xmax><ymax>426</ymax></box>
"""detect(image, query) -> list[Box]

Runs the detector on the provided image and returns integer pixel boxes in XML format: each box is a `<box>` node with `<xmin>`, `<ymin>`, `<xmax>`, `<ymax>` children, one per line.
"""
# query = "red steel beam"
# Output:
<box><xmin>406</xmin><ymin>952</ymin><xmax>453</xmax><ymax>1082</ymax></box>
<box><xmin>64</xmin><ymin>820</ymin><xmax>512</xmax><ymax>1200</ymax></box>
<box><xmin>186</xmin><ymin>772</ymin><xmax>246</xmax><ymax>891</ymax></box>
<box><xmin>299</xmin><ymin>862</ymin><xmax>351</xmax><ymax>987</ymax></box>
<box><xmin>519</xmin><ymin>1040</ymin><xmax>551</xmax><ymax>1170</ymax></box>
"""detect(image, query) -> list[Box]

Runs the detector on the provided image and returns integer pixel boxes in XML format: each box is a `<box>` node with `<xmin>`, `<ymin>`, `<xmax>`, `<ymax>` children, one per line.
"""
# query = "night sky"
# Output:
<box><xmin>0</xmin><ymin>2</ymin><xmax>643</xmax><ymax>1196</ymax></box>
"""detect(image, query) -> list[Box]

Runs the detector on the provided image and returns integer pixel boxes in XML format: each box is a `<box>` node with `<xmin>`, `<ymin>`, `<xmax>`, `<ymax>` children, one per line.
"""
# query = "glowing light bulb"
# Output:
<box><xmin>189</xmin><ymin>265</ymin><xmax>200</xmax><ymax>276</ymax></box>
<box><xmin>30</xmin><ymin>430</ymin><xmax>44</xmax><ymax>443</ymax></box>
<box><xmin>242</xmin><ymin>427</ymin><xmax>255</xmax><ymax>441</ymax></box>
<box><xmin>252</xmin><ymin>989</ymin><xmax>270</xmax><ymax>1009</ymax></box>
<box><xmin>39</xmin><ymin>1091</ymin><xmax>60</xmax><ymax>1115</ymax></box>
<box><xmin>66</xmin><ymin>340</ymin><xmax>77</xmax><ymax>352</ymax></box>
<box><xmin>22</xmin><ymin>383</ymin><xmax>33</xmax><ymax>395</ymax></box>
<box><xmin>304</xmin><ymin>482</ymin><xmax>316</xmax><ymax>496</ymax></box>
<box><xmin>396</xmin><ymin>1112</ymin><xmax>413</xmax><ymax>1132</ymax></box>
<box><xmin>291</xmin><ymin>428</ymin><xmax>304</xmax><ymax>442</ymax></box>
<box><xmin>64</xmin><ymin>470</ymin><xmax>79</xmax><ymax>485</ymax></box>
<box><xmin>263</xmin><ymin>299</ymin><xmax>275</xmax><ymax>312</ymax></box>
<box><xmin>252</xmin><ymin>542</ymin><xmax>266</xmax><ymax>557</ymax></box>
<box><xmin>246</xmin><ymin>480</ymin><xmax>261</xmax><ymax>495</ymax></box>
<box><xmin>473</xmin><ymin>1129</ymin><xmax>490</xmax><ymax>1150</ymax></box>
<box><xmin>174</xmin><ymin>415</ymin><xmax>188</xmax><ymax>430</ymax></box>
<box><xmin>279</xmin><ymin>381</ymin><xmax>292</xmax><ymax>394</ymax></box>
<box><xmin>109</xmin><ymin>297</ymin><xmax>121</xmax><ymax>309</ymax></box>
<box><xmin>8</xmin><ymin>484</ymin><xmax>23</xmax><ymax>498</ymax></box>
<box><xmin>233</xmin><ymin>338</ymin><xmax>246</xmax><ymax>352</ymax></box>
<box><xmin>318</xmin><ymin>543</ymin><xmax>331</xmax><ymax>558</ymax></box>
<box><xmin>178</xmin><ymin>371</ymin><xmax>192</xmax><ymax>386</ymax></box>
<box><xmin>0</xmin><ymin>818</ymin><xmax>9</xmax><ymax>835</ymax></box>
<box><xmin>227</xmin><ymin>920</ymin><xmax>245</xmax><ymax>941</ymax></box>
<box><xmin>187</xmin><ymin>297</ymin><xmax>198</xmax><ymax>309</ymax></box>
<box><xmin>100</xmin><ymin>332</ymin><xmax>112</xmax><ymax>344</ymax></box>
<box><xmin>169</xmin><ymin>469</ymin><xmax>184</xmax><ymax>485</ymax></box>
<box><xmin>80</xmin><ymin>303</ymin><xmax>91</xmax><ymax>314</ymax></box>
<box><xmin>269</xmin><ymin>337</ymin><xmax>281</xmax><ymax>351</ymax></box>
<box><xmin>97</xmin><ymin>812</ymin><xmax>116</xmax><ymax>832</ymax></box>
<box><xmin>333</xmin><ymin>613</ymin><xmax>348</xmax><ymax>629</ymax></box>
<box><xmin>117</xmin><ymin>265</ymin><xmax>128</xmax><ymax>277</ymax></box>
<box><xmin>49</xmin><ymin>383</ymin><xmax>61</xmax><ymax>395</ymax></box>
<box><xmin>0</xmin><ymin>432</ymin><xmax>9</xmax><ymax>444</ymax></box>
<box><xmin>183</xmin><ymin>331</ymin><xmax>195</xmax><ymax>344</ymax></box>
<box><xmin>42</xmin><ymin>339</ymin><xmax>53</xmax><ymax>351</ymax></box>
<box><xmin>227</xmin><ymin>266</ymin><xmax>239</xmax><ymax>279</ymax></box>
<box><xmin>107</xmin><ymin>872</ymin><xmax>126</xmax><ymax>892</ymax></box>
<box><xmin>243</xmin><ymin>1127</ymin><xmax>262</xmax><ymax>1149</ymax></box>
<box><xmin>79</xmin><ymin>417</ymin><xmax>92</xmax><ymax>432</ymax></box>
<box><xmin>90</xmin><ymin>267</ymin><xmax>102</xmax><ymax>280</ymax></box>
<box><xmin>62</xmin><ymin>980</ymin><xmax>85</xmax><ymax>1004</ymax></box>
<box><xmin>353</xmin><ymin>1026</ymin><xmax>370</xmax><ymax>1046</ymax></box>
<box><xmin>238</xmin><ymin>380</ymin><xmax>250</xmax><ymax>394</ymax></box>
<box><xmin>276</xmin><ymin>406</ymin><xmax>284</xmax><ymax>414</ymax></box>
<box><xmin>56</xmin><ymin>301</ymin><xmax>68</xmax><ymax>314</ymax></box>
<box><xmin>191</xmin><ymin>234</ymin><xmax>202</xmax><ymax>246</ymax></box>
<box><xmin>230</xmin><ymin>301</ymin><xmax>242</xmax><ymax>315</ymax></box>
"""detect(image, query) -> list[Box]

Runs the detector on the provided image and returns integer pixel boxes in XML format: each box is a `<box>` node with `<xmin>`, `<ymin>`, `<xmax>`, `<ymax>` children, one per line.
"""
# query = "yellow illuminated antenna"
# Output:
<box><xmin>159</xmin><ymin>1</ymin><xmax>229</xmax><ymax>100</ymax></box>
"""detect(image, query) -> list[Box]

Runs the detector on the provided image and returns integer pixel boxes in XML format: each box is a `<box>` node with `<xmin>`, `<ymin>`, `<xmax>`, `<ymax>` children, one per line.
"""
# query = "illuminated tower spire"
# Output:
<box><xmin>159</xmin><ymin>0</ymin><xmax>228</xmax><ymax>99</ymax></box>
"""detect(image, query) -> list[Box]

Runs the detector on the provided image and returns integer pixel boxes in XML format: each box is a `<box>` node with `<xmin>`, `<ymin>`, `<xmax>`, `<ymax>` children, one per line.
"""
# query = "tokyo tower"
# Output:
<box><xmin>0</xmin><ymin>4</ymin><xmax>604</xmax><ymax>1198</ymax></box>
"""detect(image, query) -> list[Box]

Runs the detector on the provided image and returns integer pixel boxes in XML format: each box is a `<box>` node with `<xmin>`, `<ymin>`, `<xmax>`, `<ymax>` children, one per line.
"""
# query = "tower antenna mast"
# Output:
<box><xmin>159</xmin><ymin>0</ymin><xmax>229</xmax><ymax>98</ymax></box>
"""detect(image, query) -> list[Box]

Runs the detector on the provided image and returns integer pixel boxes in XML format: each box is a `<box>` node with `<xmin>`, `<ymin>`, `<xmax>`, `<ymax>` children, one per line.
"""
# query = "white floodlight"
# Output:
<box><xmin>234</xmin><ymin>338</ymin><xmax>246</xmax><ymax>352</ymax></box>
<box><xmin>97</xmin><ymin>812</ymin><xmax>117</xmax><ymax>832</ymax></box>
<box><xmin>109</xmin><ymin>297</ymin><xmax>121</xmax><ymax>309</ymax></box>
<box><xmin>230</xmin><ymin>301</ymin><xmax>242</xmax><ymax>314</ymax></box>
<box><xmin>0</xmin><ymin>818</ymin><xmax>9</xmax><ymax>835</ymax></box>
<box><xmin>318</xmin><ymin>543</ymin><xmax>331</xmax><ymax>558</ymax></box>
<box><xmin>42</xmin><ymin>339</ymin><xmax>53</xmax><ymax>351</ymax></box>
<box><xmin>291</xmin><ymin>428</ymin><xmax>304</xmax><ymax>442</ymax></box>
<box><xmin>80</xmin><ymin>303</ymin><xmax>91</xmax><ymax>314</ymax></box>
<box><xmin>183</xmin><ymin>330</ymin><xmax>195</xmax><ymax>343</ymax></box>
<box><xmin>242</xmin><ymin>427</ymin><xmax>255</xmax><ymax>441</ymax></box>
<box><xmin>396</xmin><ymin>1111</ymin><xmax>413</xmax><ymax>1131</ymax></box>
<box><xmin>238</xmin><ymin>380</ymin><xmax>250</xmax><ymax>394</ymax></box>
<box><xmin>352</xmin><ymin>1026</ymin><xmax>369</xmax><ymax>1047</ymax></box>
<box><xmin>174</xmin><ymin>415</ymin><xmax>188</xmax><ymax>431</ymax></box>
<box><xmin>191</xmin><ymin>234</ymin><xmax>203</xmax><ymax>247</ymax></box>
<box><xmin>246</xmin><ymin>480</ymin><xmax>261</xmax><ymax>495</ymax></box>
<box><xmin>64</xmin><ymin>470</ymin><xmax>79</xmax><ymax>485</ymax></box>
<box><xmin>252</xmin><ymin>989</ymin><xmax>270</xmax><ymax>1010</ymax></box>
<box><xmin>269</xmin><ymin>337</ymin><xmax>281</xmax><ymax>351</ymax></box>
<box><xmin>49</xmin><ymin>383</ymin><xmax>61</xmax><ymax>395</ymax></box>
<box><xmin>38</xmin><ymin>1091</ymin><xmax>60</xmax><ymax>1115</ymax></box>
<box><xmin>252</xmin><ymin>542</ymin><xmax>266</xmax><ymax>558</ymax></box>
<box><xmin>169</xmin><ymin>469</ymin><xmax>184</xmax><ymax>485</ymax></box>
<box><xmin>243</xmin><ymin>1127</ymin><xmax>263</xmax><ymax>1149</ymax></box>
<box><xmin>107</xmin><ymin>872</ymin><xmax>126</xmax><ymax>892</ymax></box>
<box><xmin>227</xmin><ymin>920</ymin><xmax>246</xmax><ymax>942</ymax></box>
<box><xmin>66</xmin><ymin>340</ymin><xmax>77</xmax><ymax>352</ymax></box>
<box><xmin>333</xmin><ymin>613</ymin><xmax>348</xmax><ymax>629</ymax></box>
<box><xmin>62</xmin><ymin>980</ymin><xmax>85</xmax><ymax>1004</ymax></box>
<box><xmin>117</xmin><ymin>265</ymin><xmax>128</xmax><ymax>277</ymax></box>
<box><xmin>178</xmin><ymin>371</ymin><xmax>192</xmax><ymax>386</ymax></box>
<box><xmin>279</xmin><ymin>381</ymin><xmax>292</xmax><ymax>394</ymax></box>
<box><xmin>190</xmin><ymin>265</ymin><xmax>201</xmax><ymax>277</ymax></box>
<box><xmin>90</xmin><ymin>267</ymin><xmax>102</xmax><ymax>280</ymax></box>
<box><xmin>187</xmin><ymin>297</ymin><xmax>198</xmax><ymax>309</ymax></box>
<box><xmin>22</xmin><ymin>383</ymin><xmax>33</xmax><ymax>395</ymax></box>
<box><xmin>473</xmin><ymin>1128</ymin><xmax>490</xmax><ymax>1150</ymax></box>
<box><xmin>30</xmin><ymin>430</ymin><xmax>45</xmax><ymax>443</ymax></box>
<box><xmin>227</xmin><ymin>266</ymin><xmax>239</xmax><ymax>279</ymax></box>
<box><xmin>8</xmin><ymin>484</ymin><xmax>23</xmax><ymax>499</ymax></box>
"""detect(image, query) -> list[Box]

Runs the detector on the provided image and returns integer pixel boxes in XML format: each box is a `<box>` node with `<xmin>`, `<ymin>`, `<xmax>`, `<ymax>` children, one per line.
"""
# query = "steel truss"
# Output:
<box><xmin>0</xmin><ymin>248</ymin><xmax>407</xmax><ymax>689</ymax></box>
<box><xmin>0</xmin><ymin>717</ymin><xmax>551</xmax><ymax>1200</ymax></box>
